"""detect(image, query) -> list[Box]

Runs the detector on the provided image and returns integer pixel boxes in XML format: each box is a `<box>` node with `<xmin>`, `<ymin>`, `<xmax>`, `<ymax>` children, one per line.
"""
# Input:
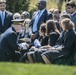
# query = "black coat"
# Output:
<box><xmin>43</xmin><ymin>29</ymin><xmax>76</xmax><ymax>62</ymax></box>
<box><xmin>0</xmin><ymin>10</ymin><xmax>13</xmax><ymax>33</ymax></box>
<box><xmin>39</xmin><ymin>36</ymin><xmax>49</xmax><ymax>46</ymax></box>
<box><xmin>0</xmin><ymin>26</ymin><xmax>21</xmax><ymax>61</ymax></box>
<box><xmin>49</xmin><ymin>32</ymin><xmax>59</xmax><ymax>46</ymax></box>
<box><xmin>56</xmin><ymin>30</ymin><xmax>67</xmax><ymax>45</ymax></box>
<box><xmin>28</xmin><ymin>32</ymin><xmax>59</xmax><ymax>63</ymax></box>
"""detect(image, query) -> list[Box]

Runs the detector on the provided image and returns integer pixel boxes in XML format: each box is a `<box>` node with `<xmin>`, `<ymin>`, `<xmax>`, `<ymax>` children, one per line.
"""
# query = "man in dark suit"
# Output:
<box><xmin>0</xmin><ymin>19</ymin><xmax>25</xmax><ymax>62</ymax></box>
<box><xmin>0</xmin><ymin>0</ymin><xmax>13</xmax><ymax>34</ymax></box>
<box><xmin>65</xmin><ymin>1</ymin><xmax>76</xmax><ymax>31</ymax></box>
<box><xmin>29</xmin><ymin>0</ymin><xmax>52</xmax><ymax>39</ymax></box>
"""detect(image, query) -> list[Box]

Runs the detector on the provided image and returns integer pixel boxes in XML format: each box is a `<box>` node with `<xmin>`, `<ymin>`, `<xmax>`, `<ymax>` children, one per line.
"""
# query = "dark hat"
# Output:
<box><xmin>0</xmin><ymin>0</ymin><xmax>6</xmax><ymax>3</ymax></box>
<box><xmin>21</xmin><ymin>11</ymin><xmax>30</xmax><ymax>18</ymax></box>
<box><xmin>11</xmin><ymin>19</ymin><xmax>24</xmax><ymax>23</ymax></box>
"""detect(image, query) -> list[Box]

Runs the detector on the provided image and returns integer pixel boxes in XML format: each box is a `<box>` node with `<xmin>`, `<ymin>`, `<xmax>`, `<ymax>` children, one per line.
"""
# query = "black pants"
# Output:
<box><xmin>0</xmin><ymin>51</ymin><xmax>21</xmax><ymax>62</ymax></box>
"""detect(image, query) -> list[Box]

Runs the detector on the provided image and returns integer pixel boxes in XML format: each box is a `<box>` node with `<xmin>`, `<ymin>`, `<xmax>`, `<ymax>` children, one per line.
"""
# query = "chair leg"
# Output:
<box><xmin>42</xmin><ymin>55</ymin><xmax>51</xmax><ymax>64</ymax></box>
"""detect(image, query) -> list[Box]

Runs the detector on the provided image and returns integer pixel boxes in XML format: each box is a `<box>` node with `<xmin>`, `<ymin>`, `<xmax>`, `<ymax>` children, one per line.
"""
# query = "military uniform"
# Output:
<box><xmin>0</xmin><ymin>19</ymin><xmax>24</xmax><ymax>62</ymax></box>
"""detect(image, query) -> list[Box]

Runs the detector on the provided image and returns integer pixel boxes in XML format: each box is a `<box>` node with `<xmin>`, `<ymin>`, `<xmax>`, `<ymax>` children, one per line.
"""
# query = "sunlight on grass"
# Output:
<box><xmin>0</xmin><ymin>62</ymin><xmax>76</xmax><ymax>75</ymax></box>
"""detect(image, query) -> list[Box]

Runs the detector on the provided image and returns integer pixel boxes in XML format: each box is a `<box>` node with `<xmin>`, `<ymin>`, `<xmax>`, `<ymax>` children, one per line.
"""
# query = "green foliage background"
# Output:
<box><xmin>6</xmin><ymin>0</ymin><xmax>30</xmax><ymax>13</ymax></box>
<box><xmin>6</xmin><ymin>0</ymin><xmax>76</xmax><ymax>12</ymax></box>
<box><xmin>5</xmin><ymin>0</ymin><xmax>76</xmax><ymax>17</ymax></box>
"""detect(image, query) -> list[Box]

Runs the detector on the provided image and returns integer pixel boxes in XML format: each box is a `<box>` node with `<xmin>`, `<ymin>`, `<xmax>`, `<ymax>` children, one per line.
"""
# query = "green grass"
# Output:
<box><xmin>0</xmin><ymin>62</ymin><xmax>76</xmax><ymax>75</ymax></box>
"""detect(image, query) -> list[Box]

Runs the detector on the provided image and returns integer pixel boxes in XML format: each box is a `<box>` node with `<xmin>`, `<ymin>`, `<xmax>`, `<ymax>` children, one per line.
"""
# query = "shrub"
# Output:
<box><xmin>6</xmin><ymin>0</ymin><xmax>30</xmax><ymax>13</ymax></box>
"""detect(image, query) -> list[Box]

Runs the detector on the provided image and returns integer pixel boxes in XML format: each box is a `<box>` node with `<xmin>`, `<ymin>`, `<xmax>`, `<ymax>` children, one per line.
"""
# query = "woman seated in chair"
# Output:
<box><xmin>20</xmin><ymin>23</ymin><xmax>48</xmax><ymax>62</ymax></box>
<box><xmin>41</xmin><ymin>18</ymin><xmax>76</xmax><ymax>64</ymax></box>
<box><xmin>27</xmin><ymin>20</ymin><xmax>60</xmax><ymax>63</ymax></box>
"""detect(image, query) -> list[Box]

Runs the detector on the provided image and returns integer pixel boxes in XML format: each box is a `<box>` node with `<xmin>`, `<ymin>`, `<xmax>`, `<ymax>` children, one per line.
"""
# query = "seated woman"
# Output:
<box><xmin>41</xmin><ymin>18</ymin><xmax>76</xmax><ymax>64</ymax></box>
<box><xmin>27</xmin><ymin>20</ymin><xmax>60</xmax><ymax>63</ymax></box>
<box><xmin>34</xmin><ymin>23</ymin><xmax>48</xmax><ymax>47</ymax></box>
<box><xmin>29</xmin><ymin>23</ymin><xmax>48</xmax><ymax>49</ymax></box>
<box><xmin>38</xmin><ymin>20</ymin><xmax>60</xmax><ymax>49</ymax></box>
<box><xmin>53</xmin><ymin>9</ymin><xmax>61</xmax><ymax>22</ymax></box>
<box><xmin>20</xmin><ymin>23</ymin><xmax>48</xmax><ymax>62</ymax></box>
<box><xmin>22</xmin><ymin>18</ymin><xmax>31</xmax><ymax>38</ymax></box>
<box><xmin>56</xmin><ymin>14</ymin><xmax>71</xmax><ymax>45</ymax></box>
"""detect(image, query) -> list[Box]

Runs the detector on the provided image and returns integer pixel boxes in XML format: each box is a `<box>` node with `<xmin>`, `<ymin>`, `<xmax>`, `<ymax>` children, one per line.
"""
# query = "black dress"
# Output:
<box><xmin>39</xmin><ymin>36</ymin><xmax>49</xmax><ymax>46</ymax></box>
<box><xmin>42</xmin><ymin>29</ymin><xmax>76</xmax><ymax>63</ymax></box>
<box><xmin>33</xmin><ymin>31</ymin><xmax>60</xmax><ymax>63</ymax></box>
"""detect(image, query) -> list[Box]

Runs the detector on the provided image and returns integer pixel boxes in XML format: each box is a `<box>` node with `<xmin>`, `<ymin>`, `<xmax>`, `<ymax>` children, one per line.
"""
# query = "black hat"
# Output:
<box><xmin>11</xmin><ymin>19</ymin><xmax>24</xmax><ymax>22</ymax></box>
<box><xmin>21</xmin><ymin>11</ymin><xmax>30</xmax><ymax>18</ymax></box>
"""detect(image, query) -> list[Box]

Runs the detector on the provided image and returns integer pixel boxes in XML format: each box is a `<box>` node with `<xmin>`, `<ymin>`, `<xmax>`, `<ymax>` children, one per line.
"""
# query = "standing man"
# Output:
<box><xmin>65</xmin><ymin>1</ymin><xmax>76</xmax><ymax>31</ymax></box>
<box><xmin>0</xmin><ymin>19</ymin><xmax>25</xmax><ymax>62</ymax></box>
<box><xmin>0</xmin><ymin>0</ymin><xmax>13</xmax><ymax>34</ymax></box>
<box><xmin>29</xmin><ymin>0</ymin><xmax>52</xmax><ymax>39</ymax></box>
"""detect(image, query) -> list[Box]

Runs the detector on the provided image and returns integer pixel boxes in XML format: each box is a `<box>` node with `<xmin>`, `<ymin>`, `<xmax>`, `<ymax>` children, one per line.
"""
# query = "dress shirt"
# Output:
<box><xmin>0</xmin><ymin>10</ymin><xmax>5</xmax><ymax>26</ymax></box>
<box><xmin>32</xmin><ymin>9</ymin><xmax>45</xmax><ymax>32</ymax></box>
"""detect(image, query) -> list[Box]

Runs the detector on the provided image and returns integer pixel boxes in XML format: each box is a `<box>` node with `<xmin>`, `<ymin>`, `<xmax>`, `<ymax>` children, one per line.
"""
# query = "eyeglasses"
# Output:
<box><xmin>66</xmin><ymin>6</ymin><xmax>72</xmax><ymax>9</ymax></box>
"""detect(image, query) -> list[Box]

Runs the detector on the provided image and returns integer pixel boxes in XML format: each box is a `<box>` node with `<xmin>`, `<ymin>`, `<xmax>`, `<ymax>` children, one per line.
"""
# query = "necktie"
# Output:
<box><xmin>38</xmin><ymin>11</ymin><xmax>41</xmax><ymax>18</ymax></box>
<box><xmin>1</xmin><ymin>12</ymin><xmax>4</xmax><ymax>26</ymax></box>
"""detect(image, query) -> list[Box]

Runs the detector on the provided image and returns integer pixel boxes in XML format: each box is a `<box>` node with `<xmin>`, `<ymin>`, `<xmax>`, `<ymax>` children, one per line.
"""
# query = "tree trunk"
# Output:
<box><xmin>57</xmin><ymin>0</ymin><xmax>64</xmax><ymax>11</ymax></box>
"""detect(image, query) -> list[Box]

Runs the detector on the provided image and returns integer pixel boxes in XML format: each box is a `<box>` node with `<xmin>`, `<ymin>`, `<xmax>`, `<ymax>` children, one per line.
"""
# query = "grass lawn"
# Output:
<box><xmin>0</xmin><ymin>62</ymin><xmax>76</xmax><ymax>75</ymax></box>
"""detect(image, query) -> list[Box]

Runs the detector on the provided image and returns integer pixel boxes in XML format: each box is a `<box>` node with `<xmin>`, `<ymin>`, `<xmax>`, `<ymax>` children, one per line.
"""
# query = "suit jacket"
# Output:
<box><xmin>0</xmin><ymin>26</ymin><xmax>21</xmax><ymax>61</ymax></box>
<box><xmin>71</xmin><ymin>12</ymin><xmax>76</xmax><ymax>31</ymax></box>
<box><xmin>0</xmin><ymin>10</ymin><xmax>13</xmax><ymax>33</ymax></box>
<box><xmin>44</xmin><ymin>29</ymin><xmax>76</xmax><ymax>62</ymax></box>
<box><xmin>30</xmin><ymin>9</ymin><xmax>52</xmax><ymax>37</ymax></box>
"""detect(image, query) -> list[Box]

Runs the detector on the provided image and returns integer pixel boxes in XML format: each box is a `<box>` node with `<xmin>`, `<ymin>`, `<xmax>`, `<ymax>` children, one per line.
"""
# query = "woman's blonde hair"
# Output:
<box><xmin>61</xmin><ymin>18</ymin><xmax>74</xmax><ymax>30</ymax></box>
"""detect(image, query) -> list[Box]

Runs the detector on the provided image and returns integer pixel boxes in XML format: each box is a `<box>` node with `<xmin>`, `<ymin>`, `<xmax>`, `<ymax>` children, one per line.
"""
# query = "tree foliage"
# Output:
<box><xmin>57</xmin><ymin>0</ymin><xmax>64</xmax><ymax>11</ymax></box>
<box><xmin>6</xmin><ymin>0</ymin><xmax>30</xmax><ymax>13</ymax></box>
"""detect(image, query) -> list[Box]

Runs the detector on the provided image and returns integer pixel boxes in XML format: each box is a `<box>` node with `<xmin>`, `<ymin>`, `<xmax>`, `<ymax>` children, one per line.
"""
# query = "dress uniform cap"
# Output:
<box><xmin>0</xmin><ymin>0</ymin><xmax>6</xmax><ymax>3</ymax></box>
<box><xmin>11</xmin><ymin>19</ymin><xmax>24</xmax><ymax>26</ymax></box>
<box><xmin>11</xmin><ymin>19</ymin><xmax>24</xmax><ymax>22</ymax></box>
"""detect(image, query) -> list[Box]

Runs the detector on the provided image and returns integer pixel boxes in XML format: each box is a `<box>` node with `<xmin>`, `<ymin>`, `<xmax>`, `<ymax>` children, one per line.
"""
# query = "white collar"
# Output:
<box><xmin>39</xmin><ymin>9</ymin><xmax>45</xmax><ymax>13</ymax></box>
<box><xmin>71</xmin><ymin>11</ymin><xmax>76</xmax><ymax>16</ymax></box>
<box><xmin>0</xmin><ymin>10</ymin><xmax>5</xmax><ymax>14</ymax></box>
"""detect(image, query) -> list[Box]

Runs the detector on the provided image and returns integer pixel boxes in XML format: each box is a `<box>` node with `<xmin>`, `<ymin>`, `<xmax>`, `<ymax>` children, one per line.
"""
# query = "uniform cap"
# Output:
<box><xmin>11</xmin><ymin>19</ymin><xmax>24</xmax><ymax>23</ymax></box>
<box><xmin>0</xmin><ymin>0</ymin><xmax>6</xmax><ymax>3</ymax></box>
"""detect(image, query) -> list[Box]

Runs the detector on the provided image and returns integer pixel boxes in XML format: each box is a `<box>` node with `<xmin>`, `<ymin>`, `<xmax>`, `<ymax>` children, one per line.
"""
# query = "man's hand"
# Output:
<box><xmin>30</xmin><ymin>46</ymin><xmax>36</xmax><ymax>51</ymax></box>
<box><xmin>30</xmin><ymin>33</ymin><xmax>36</xmax><ymax>39</ymax></box>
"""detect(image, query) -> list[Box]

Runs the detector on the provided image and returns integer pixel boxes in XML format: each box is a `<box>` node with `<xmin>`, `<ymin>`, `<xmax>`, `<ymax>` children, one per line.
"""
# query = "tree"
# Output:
<box><xmin>6</xmin><ymin>0</ymin><xmax>30</xmax><ymax>13</ymax></box>
<box><xmin>57</xmin><ymin>0</ymin><xmax>64</xmax><ymax>11</ymax></box>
